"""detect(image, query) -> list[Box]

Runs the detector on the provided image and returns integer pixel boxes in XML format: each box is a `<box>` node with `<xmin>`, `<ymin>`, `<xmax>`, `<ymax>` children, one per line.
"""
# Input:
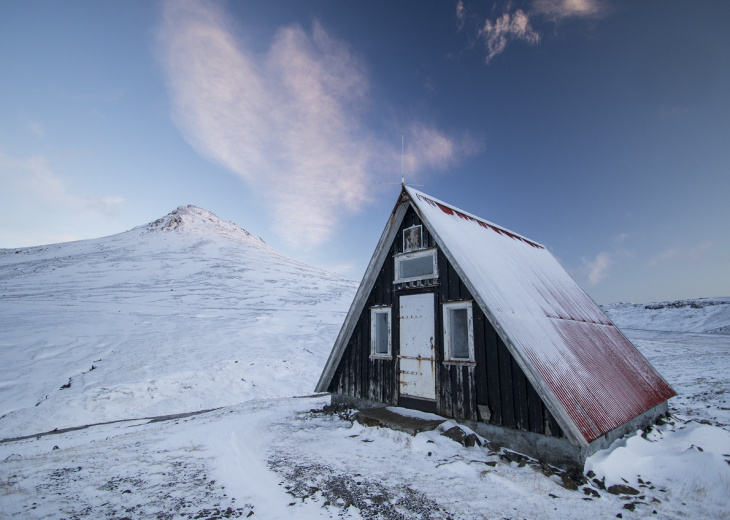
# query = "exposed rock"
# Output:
<box><xmin>559</xmin><ymin>473</ymin><xmax>579</xmax><ymax>490</ymax></box>
<box><xmin>355</xmin><ymin>408</ymin><xmax>443</xmax><ymax>435</ymax></box>
<box><xmin>623</xmin><ymin>501</ymin><xmax>641</xmax><ymax>511</ymax></box>
<box><xmin>463</xmin><ymin>434</ymin><xmax>481</xmax><ymax>447</ymax></box>
<box><xmin>355</xmin><ymin>414</ymin><xmax>383</xmax><ymax>428</ymax></box>
<box><xmin>537</xmin><ymin>461</ymin><xmax>557</xmax><ymax>477</ymax></box>
<box><xmin>564</xmin><ymin>469</ymin><xmax>587</xmax><ymax>485</ymax></box>
<box><xmin>583</xmin><ymin>487</ymin><xmax>601</xmax><ymax>498</ymax></box>
<box><xmin>499</xmin><ymin>450</ymin><xmax>530</xmax><ymax>468</ymax></box>
<box><xmin>607</xmin><ymin>484</ymin><xmax>640</xmax><ymax>496</ymax></box>
<box><xmin>441</xmin><ymin>426</ymin><xmax>482</xmax><ymax>447</ymax></box>
<box><xmin>592</xmin><ymin>477</ymin><xmax>606</xmax><ymax>490</ymax></box>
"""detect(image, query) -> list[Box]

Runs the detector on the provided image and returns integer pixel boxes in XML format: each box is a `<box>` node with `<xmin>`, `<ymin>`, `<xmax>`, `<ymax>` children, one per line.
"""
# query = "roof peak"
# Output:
<box><xmin>404</xmin><ymin>185</ymin><xmax>544</xmax><ymax>249</ymax></box>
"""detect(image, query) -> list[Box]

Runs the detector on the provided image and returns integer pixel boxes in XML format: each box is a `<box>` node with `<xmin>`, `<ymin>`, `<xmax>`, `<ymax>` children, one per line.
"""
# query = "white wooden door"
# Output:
<box><xmin>399</xmin><ymin>293</ymin><xmax>436</xmax><ymax>400</ymax></box>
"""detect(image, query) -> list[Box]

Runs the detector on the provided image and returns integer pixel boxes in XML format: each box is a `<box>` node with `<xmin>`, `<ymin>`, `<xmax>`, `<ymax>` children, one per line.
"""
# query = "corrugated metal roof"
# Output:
<box><xmin>407</xmin><ymin>187</ymin><xmax>676</xmax><ymax>444</ymax></box>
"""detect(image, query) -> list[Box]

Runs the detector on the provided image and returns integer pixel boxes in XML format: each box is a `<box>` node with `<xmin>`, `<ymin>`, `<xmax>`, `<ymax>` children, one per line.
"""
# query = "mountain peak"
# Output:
<box><xmin>144</xmin><ymin>205</ymin><xmax>264</xmax><ymax>244</ymax></box>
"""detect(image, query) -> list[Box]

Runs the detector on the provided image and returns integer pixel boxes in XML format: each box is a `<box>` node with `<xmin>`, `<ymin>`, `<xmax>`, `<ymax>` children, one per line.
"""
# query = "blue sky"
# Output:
<box><xmin>1</xmin><ymin>0</ymin><xmax>728</xmax><ymax>304</ymax></box>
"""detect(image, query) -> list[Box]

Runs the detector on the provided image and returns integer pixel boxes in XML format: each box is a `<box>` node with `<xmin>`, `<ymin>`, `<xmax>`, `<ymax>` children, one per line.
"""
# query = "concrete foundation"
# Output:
<box><xmin>332</xmin><ymin>393</ymin><xmax>669</xmax><ymax>471</ymax></box>
<box><xmin>354</xmin><ymin>407</ymin><xmax>443</xmax><ymax>436</ymax></box>
<box><xmin>332</xmin><ymin>393</ymin><xmax>388</xmax><ymax>410</ymax></box>
<box><xmin>463</xmin><ymin>401</ymin><xmax>669</xmax><ymax>471</ymax></box>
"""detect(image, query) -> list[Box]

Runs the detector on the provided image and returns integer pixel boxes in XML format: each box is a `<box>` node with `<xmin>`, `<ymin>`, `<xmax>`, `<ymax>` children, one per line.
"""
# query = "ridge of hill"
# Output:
<box><xmin>140</xmin><ymin>204</ymin><xmax>264</xmax><ymax>244</ymax></box>
<box><xmin>603</xmin><ymin>297</ymin><xmax>730</xmax><ymax>335</ymax></box>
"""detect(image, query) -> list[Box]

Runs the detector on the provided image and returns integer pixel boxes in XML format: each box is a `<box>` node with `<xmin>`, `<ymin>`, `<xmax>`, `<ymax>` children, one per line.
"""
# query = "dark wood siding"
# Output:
<box><xmin>329</xmin><ymin>204</ymin><xmax>562</xmax><ymax>438</ymax></box>
<box><xmin>328</xmin><ymin>207</ymin><xmax>430</xmax><ymax>403</ymax></box>
<box><xmin>328</xmin><ymin>247</ymin><xmax>398</xmax><ymax>403</ymax></box>
<box><xmin>436</xmin><ymin>248</ymin><xmax>563</xmax><ymax>437</ymax></box>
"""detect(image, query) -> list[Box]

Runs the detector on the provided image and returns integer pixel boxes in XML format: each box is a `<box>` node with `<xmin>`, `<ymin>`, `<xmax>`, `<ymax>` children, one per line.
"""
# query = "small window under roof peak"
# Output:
<box><xmin>403</xmin><ymin>225</ymin><xmax>423</xmax><ymax>252</ymax></box>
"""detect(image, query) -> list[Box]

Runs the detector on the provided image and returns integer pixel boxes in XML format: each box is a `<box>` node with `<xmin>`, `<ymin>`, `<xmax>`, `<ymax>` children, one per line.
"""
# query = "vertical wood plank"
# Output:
<box><xmin>543</xmin><ymin>404</ymin><xmax>563</xmax><ymax>438</ymax></box>
<box><xmin>485</xmin><ymin>326</ymin><xmax>502</xmax><ymax>425</ymax></box>
<box><xmin>378</xmin><ymin>359</ymin><xmax>385</xmax><ymax>403</ymax></box>
<box><xmin>442</xmin><ymin>366</ymin><xmax>453</xmax><ymax>417</ymax></box>
<box><xmin>447</xmin><ymin>263</ymin><xmax>459</xmax><ymax>301</ymax></box>
<box><xmin>527</xmin><ymin>381</ymin><xmax>544</xmax><ymax>434</ymax></box>
<box><xmin>359</xmin><ymin>326</ymin><xmax>367</xmax><ymax>399</ymax></box>
<box><xmin>454</xmin><ymin>367</ymin><xmax>463</xmax><ymax>418</ymax></box>
<box><xmin>468</xmin><ymin>366</ymin><xmax>478</xmax><ymax>421</ymax></box>
<box><xmin>458</xmin><ymin>277</ymin><xmax>467</xmax><ymax>301</ymax></box>
<box><xmin>498</xmin><ymin>337</ymin><xmax>515</xmax><ymax>428</ymax></box>
<box><xmin>449</xmin><ymin>364</ymin><xmax>459</xmax><ymax>418</ymax></box>
<box><xmin>350</xmin><ymin>333</ymin><xmax>357</xmax><ymax>399</ymax></box>
<box><xmin>438</xmin><ymin>251</ymin><xmax>449</xmax><ymax>303</ymax></box>
<box><xmin>367</xmin><ymin>359</ymin><xmax>374</xmax><ymax>401</ymax></box>
<box><xmin>512</xmin><ymin>359</ymin><xmax>529</xmax><ymax>430</ymax></box>
<box><xmin>474</xmin><ymin>308</ymin><xmax>488</xmax><ymax>408</ymax></box>
<box><xmin>460</xmin><ymin>365</ymin><xmax>470</xmax><ymax>420</ymax></box>
<box><xmin>343</xmin><ymin>343</ymin><xmax>350</xmax><ymax>397</ymax></box>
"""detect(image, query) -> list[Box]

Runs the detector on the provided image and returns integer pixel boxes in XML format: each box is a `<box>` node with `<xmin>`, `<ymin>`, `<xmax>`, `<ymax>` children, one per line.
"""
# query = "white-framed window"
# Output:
<box><xmin>370</xmin><ymin>307</ymin><xmax>392</xmax><ymax>358</ymax></box>
<box><xmin>403</xmin><ymin>224</ymin><xmax>423</xmax><ymax>252</ymax></box>
<box><xmin>443</xmin><ymin>301</ymin><xmax>474</xmax><ymax>363</ymax></box>
<box><xmin>394</xmin><ymin>248</ymin><xmax>438</xmax><ymax>283</ymax></box>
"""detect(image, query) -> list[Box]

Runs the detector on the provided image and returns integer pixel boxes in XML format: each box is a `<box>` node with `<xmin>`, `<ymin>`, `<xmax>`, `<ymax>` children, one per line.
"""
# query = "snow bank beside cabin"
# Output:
<box><xmin>586</xmin><ymin>418</ymin><xmax>730</xmax><ymax>518</ymax></box>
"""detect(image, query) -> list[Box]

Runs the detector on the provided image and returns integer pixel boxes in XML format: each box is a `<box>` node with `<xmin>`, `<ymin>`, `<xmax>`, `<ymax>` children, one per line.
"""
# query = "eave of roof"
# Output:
<box><xmin>315</xmin><ymin>190</ymin><xmax>411</xmax><ymax>393</ymax></box>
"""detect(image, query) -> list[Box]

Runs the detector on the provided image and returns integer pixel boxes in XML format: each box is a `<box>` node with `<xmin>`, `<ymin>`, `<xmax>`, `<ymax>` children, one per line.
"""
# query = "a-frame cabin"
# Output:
<box><xmin>316</xmin><ymin>186</ymin><xmax>675</xmax><ymax>469</ymax></box>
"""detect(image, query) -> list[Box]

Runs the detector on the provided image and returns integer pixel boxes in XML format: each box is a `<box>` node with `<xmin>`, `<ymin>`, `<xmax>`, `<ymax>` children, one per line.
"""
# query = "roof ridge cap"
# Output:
<box><xmin>405</xmin><ymin>185</ymin><xmax>545</xmax><ymax>249</ymax></box>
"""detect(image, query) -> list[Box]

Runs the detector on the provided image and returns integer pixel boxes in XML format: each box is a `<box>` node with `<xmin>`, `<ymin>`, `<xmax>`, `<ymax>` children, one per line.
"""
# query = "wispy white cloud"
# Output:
<box><xmin>0</xmin><ymin>150</ymin><xmax>123</xmax><ymax>246</ymax></box>
<box><xmin>28</xmin><ymin>121</ymin><xmax>44</xmax><ymax>138</ymax></box>
<box><xmin>479</xmin><ymin>9</ymin><xmax>540</xmax><ymax>64</ymax></box>
<box><xmin>0</xmin><ymin>151</ymin><xmax>123</xmax><ymax>215</ymax></box>
<box><xmin>580</xmin><ymin>250</ymin><xmax>612</xmax><ymax>285</ymax></box>
<box><xmin>157</xmin><ymin>0</ymin><xmax>473</xmax><ymax>249</ymax></box>
<box><xmin>649</xmin><ymin>242</ymin><xmax>713</xmax><ymax>266</ymax></box>
<box><xmin>466</xmin><ymin>0</ymin><xmax>608</xmax><ymax>64</ymax></box>
<box><xmin>613</xmin><ymin>232</ymin><xmax>629</xmax><ymax>243</ymax></box>
<box><xmin>403</xmin><ymin>124</ymin><xmax>479</xmax><ymax>176</ymax></box>
<box><xmin>532</xmin><ymin>0</ymin><xmax>606</xmax><ymax>21</ymax></box>
<box><xmin>456</xmin><ymin>0</ymin><xmax>467</xmax><ymax>32</ymax></box>
<box><xmin>0</xmin><ymin>215</ymin><xmax>82</xmax><ymax>247</ymax></box>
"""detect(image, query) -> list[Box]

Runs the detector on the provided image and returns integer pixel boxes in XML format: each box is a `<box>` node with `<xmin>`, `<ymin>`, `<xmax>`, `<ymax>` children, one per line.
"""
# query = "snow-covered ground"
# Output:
<box><xmin>604</xmin><ymin>299</ymin><xmax>730</xmax><ymax>429</ymax></box>
<box><xmin>0</xmin><ymin>206</ymin><xmax>356</xmax><ymax>439</ymax></box>
<box><xmin>1</xmin><ymin>209</ymin><xmax>729</xmax><ymax>519</ymax></box>
<box><xmin>604</xmin><ymin>298</ymin><xmax>730</xmax><ymax>335</ymax></box>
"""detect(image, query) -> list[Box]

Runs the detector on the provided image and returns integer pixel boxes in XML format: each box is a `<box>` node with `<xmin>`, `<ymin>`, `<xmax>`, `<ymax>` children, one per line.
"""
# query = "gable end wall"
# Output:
<box><xmin>329</xmin><ymin>205</ymin><xmax>562</xmax><ymax>439</ymax></box>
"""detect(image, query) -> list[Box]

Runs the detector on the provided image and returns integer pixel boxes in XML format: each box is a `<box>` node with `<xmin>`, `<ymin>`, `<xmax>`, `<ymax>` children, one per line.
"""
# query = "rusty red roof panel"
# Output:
<box><xmin>408</xmin><ymin>186</ymin><xmax>675</xmax><ymax>444</ymax></box>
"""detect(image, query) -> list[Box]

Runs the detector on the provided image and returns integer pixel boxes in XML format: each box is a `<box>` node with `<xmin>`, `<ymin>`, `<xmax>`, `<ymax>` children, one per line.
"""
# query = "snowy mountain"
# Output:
<box><xmin>0</xmin><ymin>205</ymin><xmax>357</xmax><ymax>439</ymax></box>
<box><xmin>604</xmin><ymin>297</ymin><xmax>730</xmax><ymax>335</ymax></box>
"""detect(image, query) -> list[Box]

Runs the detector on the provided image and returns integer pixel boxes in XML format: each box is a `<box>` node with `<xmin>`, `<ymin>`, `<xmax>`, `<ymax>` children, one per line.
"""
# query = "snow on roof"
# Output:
<box><xmin>407</xmin><ymin>186</ymin><xmax>676</xmax><ymax>444</ymax></box>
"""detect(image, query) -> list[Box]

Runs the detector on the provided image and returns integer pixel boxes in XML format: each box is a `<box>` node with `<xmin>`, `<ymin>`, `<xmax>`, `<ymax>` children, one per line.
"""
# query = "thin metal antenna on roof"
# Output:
<box><xmin>397</xmin><ymin>134</ymin><xmax>424</xmax><ymax>188</ymax></box>
<box><xmin>401</xmin><ymin>134</ymin><xmax>405</xmax><ymax>186</ymax></box>
<box><xmin>381</xmin><ymin>134</ymin><xmax>423</xmax><ymax>187</ymax></box>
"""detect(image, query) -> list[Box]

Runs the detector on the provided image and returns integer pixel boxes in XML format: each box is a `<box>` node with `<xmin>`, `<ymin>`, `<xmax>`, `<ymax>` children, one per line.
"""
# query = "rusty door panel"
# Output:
<box><xmin>399</xmin><ymin>293</ymin><xmax>436</xmax><ymax>400</ymax></box>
